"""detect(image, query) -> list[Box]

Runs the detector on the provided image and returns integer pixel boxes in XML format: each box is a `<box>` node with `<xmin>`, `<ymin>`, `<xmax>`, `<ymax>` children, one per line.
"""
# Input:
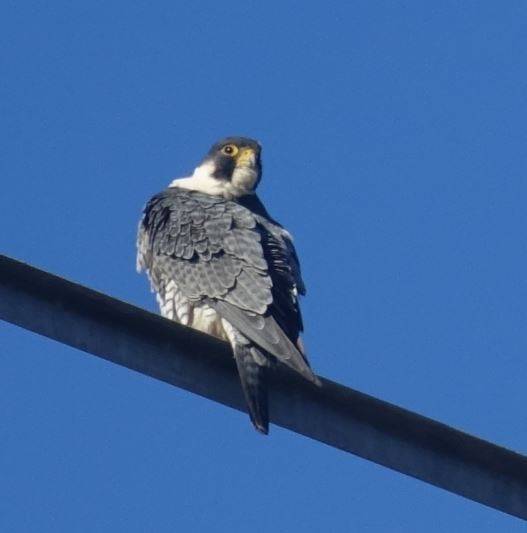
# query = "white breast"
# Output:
<box><xmin>158</xmin><ymin>279</ymin><xmax>229</xmax><ymax>341</ymax></box>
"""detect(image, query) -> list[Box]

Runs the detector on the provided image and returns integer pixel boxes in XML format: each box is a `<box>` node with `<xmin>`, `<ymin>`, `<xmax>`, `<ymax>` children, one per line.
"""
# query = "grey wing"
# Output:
<box><xmin>255</xmin><ymin>216</ymin><xmax>308</xmax><ymax>351</ymax></box>
<box><xmin>138</xmin><ymin>188</ymin><xmax>270</xmax><ymax>309</ymax></box>
<box><xmin>137</xmin><ymin>188</ymin><xmax>318</xmax><ymax>383</ymax></box>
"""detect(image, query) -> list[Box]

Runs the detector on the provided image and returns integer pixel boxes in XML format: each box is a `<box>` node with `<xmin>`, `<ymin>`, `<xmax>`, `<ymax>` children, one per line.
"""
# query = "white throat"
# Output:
<box><xmin>169</xmin><ymin>161</ymin><xmax>259</xmax><ymax>200</ymax></box>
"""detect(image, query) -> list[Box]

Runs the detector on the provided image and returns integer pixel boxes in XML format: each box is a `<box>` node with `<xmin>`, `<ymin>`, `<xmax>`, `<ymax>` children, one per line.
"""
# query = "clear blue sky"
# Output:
<box><xmin>1</xmin><ymin>1</ymin><xmax>526</xmax><ymax>531</ymax></box>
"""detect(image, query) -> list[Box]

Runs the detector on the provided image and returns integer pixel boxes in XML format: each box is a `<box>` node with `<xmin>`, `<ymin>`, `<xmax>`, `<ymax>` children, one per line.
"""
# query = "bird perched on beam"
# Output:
<box><xmin>137</xmin><ymin>137</ymin><xmax>320</xmax><ymax>433</ymax></box>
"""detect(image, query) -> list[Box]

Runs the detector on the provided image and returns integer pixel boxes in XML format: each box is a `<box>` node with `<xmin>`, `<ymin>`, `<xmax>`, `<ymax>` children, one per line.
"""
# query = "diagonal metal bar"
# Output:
<box><xmin>0</xmin><ymin>253</ymin><xmax>526</xmax><ymax>520</ymax></box>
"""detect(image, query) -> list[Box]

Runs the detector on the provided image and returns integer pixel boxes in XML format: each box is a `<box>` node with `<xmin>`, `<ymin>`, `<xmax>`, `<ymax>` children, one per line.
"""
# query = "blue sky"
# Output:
<box><xmin>1</xmin><ymin>1</ymin><xmax>526</xmax><ymax>530</ymax></box>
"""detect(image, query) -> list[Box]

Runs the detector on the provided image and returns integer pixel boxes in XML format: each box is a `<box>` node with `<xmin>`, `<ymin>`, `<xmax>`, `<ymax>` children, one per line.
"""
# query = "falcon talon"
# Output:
<box><xmin>137</xmin><ymin>137</ymin><xmax>319</xmax><ymax>434</ymax></box>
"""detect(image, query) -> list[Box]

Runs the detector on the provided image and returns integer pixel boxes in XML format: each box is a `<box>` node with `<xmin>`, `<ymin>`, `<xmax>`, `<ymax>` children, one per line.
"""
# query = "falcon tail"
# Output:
<box><xmin>233</xmin><ymin>344</ymin><xmax>269</xmax><ymax>434</ymax></box>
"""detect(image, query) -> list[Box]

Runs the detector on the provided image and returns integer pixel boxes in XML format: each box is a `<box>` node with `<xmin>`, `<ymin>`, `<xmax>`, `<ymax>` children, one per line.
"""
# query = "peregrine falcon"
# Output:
<box><xmin>137</xmin><ymin>137</ymin><xmax>320</xmax><ymax>433</ymax></box>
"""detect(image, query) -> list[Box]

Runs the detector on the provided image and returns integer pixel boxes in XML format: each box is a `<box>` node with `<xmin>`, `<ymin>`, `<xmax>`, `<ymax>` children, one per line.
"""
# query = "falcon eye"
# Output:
<box><xmin>221</xmin><ymin>144</ymin><xmax>239</xmax><ymax>156</ymax></box>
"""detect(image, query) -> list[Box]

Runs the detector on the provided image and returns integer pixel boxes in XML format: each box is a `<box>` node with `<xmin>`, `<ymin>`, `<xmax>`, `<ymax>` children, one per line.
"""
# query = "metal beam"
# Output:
<box><xmin>0</xmin><ymin>254</ymin><xmax>526</xmax><ymax>520</ymax></box>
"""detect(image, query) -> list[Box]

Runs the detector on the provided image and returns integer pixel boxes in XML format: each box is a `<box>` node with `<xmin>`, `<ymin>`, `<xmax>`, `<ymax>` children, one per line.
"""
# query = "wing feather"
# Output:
<box><xmin>137</xmin><ymin>187</ymin><xmax>318</xmax><ymax>384</ymax></box>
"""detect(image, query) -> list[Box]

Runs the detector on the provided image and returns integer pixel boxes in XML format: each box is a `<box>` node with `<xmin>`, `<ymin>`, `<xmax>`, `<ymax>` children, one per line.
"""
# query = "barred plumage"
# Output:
<box><xmin>137</xmin><ymin>137</ymin><xmax>319</xmax><ymax>433</ymax></box>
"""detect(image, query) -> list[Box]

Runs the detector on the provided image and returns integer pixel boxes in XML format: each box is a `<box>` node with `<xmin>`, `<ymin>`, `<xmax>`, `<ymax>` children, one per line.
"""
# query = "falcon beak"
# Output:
<box><xmin>236</xmin><ymin>147</ymin><xmax>256</xmax><ymax>168</ymax></box>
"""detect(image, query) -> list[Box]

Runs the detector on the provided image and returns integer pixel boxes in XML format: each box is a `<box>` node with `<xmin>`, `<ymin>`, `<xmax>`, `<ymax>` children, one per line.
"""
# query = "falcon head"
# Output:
<box><xmin>170</xmin><ymin>137</ymin><xmax>263</xmax><ymax>199</ymax></box>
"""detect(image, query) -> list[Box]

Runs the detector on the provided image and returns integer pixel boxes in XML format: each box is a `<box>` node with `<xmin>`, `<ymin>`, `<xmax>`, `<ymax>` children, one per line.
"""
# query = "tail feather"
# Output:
<box><xmin>213</xmin><ymin>300</ymin><xmax>320</xmax><ymax>385</ymax></box>
<box><xmin>233</xmin><ymin>344</ymin><xmax>269</xmax><ymax>434</ymax></box>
